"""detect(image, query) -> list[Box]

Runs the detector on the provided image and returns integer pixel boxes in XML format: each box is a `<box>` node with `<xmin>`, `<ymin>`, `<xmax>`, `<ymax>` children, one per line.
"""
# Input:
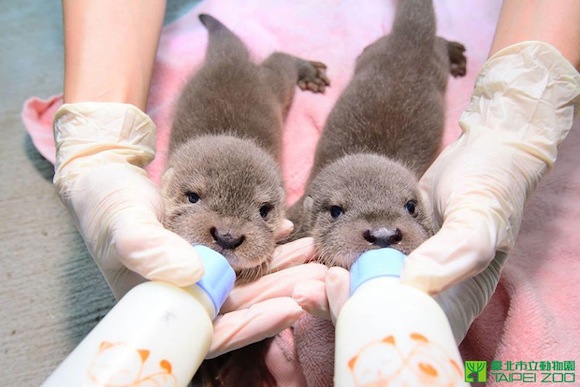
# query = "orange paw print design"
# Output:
<box><xmin>88</xmin><ymin>341</ymin><xmax>177</xmax><ymax>386</ymax></box>
<box><xmin>348</xmin><ymin>333</ymin><xmax>463</xmax><ymax>387</ymax></box>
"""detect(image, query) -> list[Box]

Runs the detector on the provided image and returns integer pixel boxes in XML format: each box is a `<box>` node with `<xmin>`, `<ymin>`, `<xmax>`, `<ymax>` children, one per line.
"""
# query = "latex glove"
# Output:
<box><xmin>207</xmin><ymin>237</ymin><xmax>328</xmax><ymax>358</ymax></box>
<box><xmin>54</xmin><ymin>103</ymin><xmax>204</xmax><ymax>299</ymax></box>
<box><xmin>401</xmin><ymin>41</ymin><xmax>580</xmax><ymax>294</ymax></box>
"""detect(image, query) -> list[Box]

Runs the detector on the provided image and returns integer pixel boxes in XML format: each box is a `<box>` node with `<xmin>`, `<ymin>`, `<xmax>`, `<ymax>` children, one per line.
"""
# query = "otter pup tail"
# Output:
<box><xmin>198</xmin><ymin>13</ymin><xmax>224</xmax><ymax>31</ymax></box>
<box><xmin>390</xmin><ymin>0</ymin><xmax>436</xmax><ymax>46</ymax></box>
<box><xmin>198</xmin><ymin>13</ymin><xmax>250</xmax><ymax>65</ymax></box>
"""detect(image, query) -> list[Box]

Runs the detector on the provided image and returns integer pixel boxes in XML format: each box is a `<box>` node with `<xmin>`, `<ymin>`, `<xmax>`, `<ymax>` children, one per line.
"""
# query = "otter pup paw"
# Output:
<box><xmin>447</xmin><ymin>41</ymin><xmax>467</xmax><ymax>78</ymax></box>
<box><xmin>298</xmin><ymin>61</ymin><xmax>331</xmax><ymax>93</ymax></box>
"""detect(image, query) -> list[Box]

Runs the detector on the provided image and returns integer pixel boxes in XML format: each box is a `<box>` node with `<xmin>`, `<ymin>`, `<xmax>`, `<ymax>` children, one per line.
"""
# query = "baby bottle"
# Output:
<box><xmin>334</xmin><ymin>248</ymin><xmax>469</xmax><ymax>386</ymax></box>
<box><xmin>43</xmin><ymin>245</ymin><xmax>235</xmax><ymax>387</ymax></box>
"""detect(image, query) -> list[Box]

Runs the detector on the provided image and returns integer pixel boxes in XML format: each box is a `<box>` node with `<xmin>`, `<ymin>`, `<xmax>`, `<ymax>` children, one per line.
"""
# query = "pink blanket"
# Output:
<box><xmin>23</xmin><ymin>0</ymin><xmax>580</xmax><ymax>385</ymax></box>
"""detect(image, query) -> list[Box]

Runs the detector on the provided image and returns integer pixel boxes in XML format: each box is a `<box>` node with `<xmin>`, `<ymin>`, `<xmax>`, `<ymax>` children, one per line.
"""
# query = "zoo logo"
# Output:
<box><xmin>465</xmin><ymin>361</ymin><xmax>487</xmax><ymax>383</ymax></box>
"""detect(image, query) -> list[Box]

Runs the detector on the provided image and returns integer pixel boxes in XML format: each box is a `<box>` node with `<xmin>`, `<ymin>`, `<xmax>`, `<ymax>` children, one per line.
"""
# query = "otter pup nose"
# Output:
<box><xmin>211</xmin><ymin>227</ymin><xmax>245</xmax><ymax>249</ymax></box>
<box><xmin>363</xmin><ymin>227</ymin><xmax>402</xmax><ymax>247</ymax></box>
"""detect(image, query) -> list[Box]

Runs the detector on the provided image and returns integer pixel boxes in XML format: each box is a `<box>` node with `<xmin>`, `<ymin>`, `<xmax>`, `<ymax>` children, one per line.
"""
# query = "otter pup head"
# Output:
<box><xmin>162</xmin><ymin>135</ymin><xmax>287</xmax><ymax>284</ymax></box>
<box><xmin>303</xmin><ymin>154</ymin><xmax>432</xmax><ymax>269</ymax></box>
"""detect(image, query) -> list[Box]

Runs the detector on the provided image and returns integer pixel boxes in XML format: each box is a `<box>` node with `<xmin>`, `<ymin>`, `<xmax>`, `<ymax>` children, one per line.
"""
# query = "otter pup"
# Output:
<box><xmin>161</xmin><ymin>14</ymin><xmax>329</xmax><ymax>387</ymax></box>
<box><xmin>289</xmin><ymin>0</ymin><xmax>466</xmax><ymax>268</ymax></box>
<box><xmin>287</xmin><ymin>1</ymin><xmax>466</xmax><ymax>385</ymax></box>
<box><xmin>162</xmin><ymin>14</ymin><xmax>329</xmax><ymax>284</ymax></box>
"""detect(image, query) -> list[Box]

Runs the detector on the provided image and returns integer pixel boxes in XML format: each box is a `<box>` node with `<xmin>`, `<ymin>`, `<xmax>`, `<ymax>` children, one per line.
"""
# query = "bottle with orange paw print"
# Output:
<box><xmin>334</xmin><ymin>248</ymin><xmax>470</xmax><ymax>387</ymax></box>
<box><xmin>43</xmin><ymin>246</ymin><xmax>235</xmax><ymax>387</ymax></box>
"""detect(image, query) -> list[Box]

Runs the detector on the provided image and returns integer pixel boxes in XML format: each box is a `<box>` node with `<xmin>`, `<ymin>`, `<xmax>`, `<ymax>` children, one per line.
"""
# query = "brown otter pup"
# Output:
<box><xmin>288</xmin><ymin>0</ymin><xmax>466</xmax><ymax>269</ymax></box>
<box><xmin>162</xmin><ymin>14</ymin><xmax>329</xmax><ymax>283</ymax></box>
<box><xmin>161</xmin><ymin>14</ymin><xmax>329</xmax><ymax>387</ymax></box>
<box><xmin>287</xmin><ymin>0</ymin><xmax>467</xmax><ymax>384</ymax></box>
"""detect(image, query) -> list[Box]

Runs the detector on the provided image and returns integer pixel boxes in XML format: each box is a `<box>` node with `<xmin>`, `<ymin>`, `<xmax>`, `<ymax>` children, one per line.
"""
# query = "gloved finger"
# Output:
<box><xmin>114</xmin><ymin>219</ymin><xmax>205</xmax><ymax>287</ymax></box>
<box><xmin>207</xmin><ymin>297</ymin><xmax>303</xmax><ymax>359</ymax></box>
<box><xmin>293</xmin><ymin>280</ymin><xmax>330</xmax><ymax>320</ymax></box>
<box><xmin>274</xmin><ymin>219</ymin><xmax>295</xmax><ymax>241</ymax></box>
<box><xmin>401</xmin><ymin>211</ymin><xmax>498</xmax><ymax>294</ymax></box>
<box><xmin>96</xmin><ymin>177</ymin><xmax>205</xmax><ymax>288</ymax></box>
<box><xmin>292</xmin><ymin>266</ymin><xmax>350</xmax><ymax>324</ymax></box>
<box><xmin>270</xmin><ymin>237</ymin><xmax>316</xmax><ymax>272</ymax></box>
<box><xmin>326</xmin><ymin>267</ymin><xmax>350</xmax><ymax>325</ymax></box>
<box><xmin>221</xmin><ymin>263</ymin><xmax>327</xmax><ymax>313</ymax></box>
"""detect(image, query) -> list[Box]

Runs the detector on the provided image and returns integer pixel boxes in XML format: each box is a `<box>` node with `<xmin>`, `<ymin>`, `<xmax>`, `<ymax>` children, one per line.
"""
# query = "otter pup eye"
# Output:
<box><xmin>187</xmin><ymin>192</ymin><xmax>200</xmax><ymax>203</ymax></box>
<box><xmin>330</xmin><ymin>205</ymin><xmax>344</xmax><ymax>219</ymax></box>
<box><xmin>259</xmin><ymin>204</ymin><xmax>273</xmax><ymax>219</ymax></box>
<box><xmin>404</xmin><ymin>200</ymin><xmax>416</xmax><ymax>215</ymax></box>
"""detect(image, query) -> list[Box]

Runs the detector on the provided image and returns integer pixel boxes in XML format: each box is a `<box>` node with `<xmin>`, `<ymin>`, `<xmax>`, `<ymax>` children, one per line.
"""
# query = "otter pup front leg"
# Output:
<box><xmin>297</xmin><ymin>60</ymin><xmax>330</xmax><ymax>93</ymax></box>
<box><xmin>259</xmin><ymin>53</ymin><xmax>329</xmax><ymax>118</ymax></box>
<box><xmin>447</xmin><ymin>40</ymin><xmax>467</xmax><ymax>77</ymax></box>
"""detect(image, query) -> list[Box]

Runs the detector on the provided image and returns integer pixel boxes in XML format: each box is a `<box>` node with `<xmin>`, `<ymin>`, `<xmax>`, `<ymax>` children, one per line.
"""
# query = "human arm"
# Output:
<box><xmin>55</xmin><ymin>0</ymin><xmax>207</xmax><ymax>298</ymax></box>
<box><xmin>490</xmin><ymin>0</ymin><xmax>580</xmax><ymax>69</ymax></box>
<box><xmin>401</xmin><ymin>0</ymin><xmax>580</xmax><ymax>295</ymax></box>
<box><xmin>398</xmin><ymin>0</ymin><xmax>580</xmax><ymax>340</ymax></box>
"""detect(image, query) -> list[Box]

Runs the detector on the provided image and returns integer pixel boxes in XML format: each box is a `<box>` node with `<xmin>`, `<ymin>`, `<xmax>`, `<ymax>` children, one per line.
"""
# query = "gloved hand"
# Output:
<box><xmin>53</xmin><ymin>102</ymin><xmax>322</xmax><ymax>357</ymax></box>
<box><xmin>54</xmin><ymin>102</ymin><xmax>205</xmax><ymax>299</ymax></box>
<box><xmin>402</xmin><ymin>41</ymin><xmax>580</xmax><ymax>295</ymax></box>
<box><xmin>208</xmin><ymin>237</ymin><xmax>328</xmax><ymax>358</ymax></box>
<box><xmin>293</xmin><ymin>41</ymin><xmax>580</xmax><ymax>343</ymax></box>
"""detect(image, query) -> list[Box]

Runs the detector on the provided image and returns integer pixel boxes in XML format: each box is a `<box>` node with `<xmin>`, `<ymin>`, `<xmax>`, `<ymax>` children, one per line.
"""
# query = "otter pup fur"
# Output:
<box><xmin>288</xmin><ymin>0</ymin><xmax>466</xmax><ymax>268</ymax></box>
<box><xmin>161</xmin><ymin>14</ymin><xmax>329</xmax><ymax>387</ymax></box>
<box><xmin>162</xmin><ymin>14</ymin><xmax>329</xmax><ymax>283</ymax></box>
<box><xmin>287</xmin><ymin>1</ymin><xmax>467</xmax><ymax>385</ymax></box>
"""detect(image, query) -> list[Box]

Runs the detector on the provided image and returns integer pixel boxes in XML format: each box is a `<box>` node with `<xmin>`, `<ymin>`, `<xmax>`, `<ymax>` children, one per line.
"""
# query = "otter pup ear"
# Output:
<box><xmin>302</xmin><ymin>195</ymin><xmax>316</xmax><ymax>230</ymax></box>
<box><xmin>274</xmin><ymin>218</ymin><xmax>294</xmax><ymax>241</ymax></box>
<box><xmin>161</xmin><ymin>167</ymin><xmax>176</xmax><ymax>196</ymax></box>
<box><xmin>303</xmin><ymin>196</ymin><xmax>314</xmax><ymax>212</ymax></box>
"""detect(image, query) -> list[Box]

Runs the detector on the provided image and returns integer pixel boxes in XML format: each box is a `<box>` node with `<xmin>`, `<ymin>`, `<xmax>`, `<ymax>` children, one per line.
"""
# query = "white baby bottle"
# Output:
<box><xmin>43</xmin><ymin>245</ymin><xmax>235</xmax><ymax>387</ymax></box>
<box><xmin>334</xmin><ymin>248</ymin><xmax>470</xmax><ymax>386</ymax></box>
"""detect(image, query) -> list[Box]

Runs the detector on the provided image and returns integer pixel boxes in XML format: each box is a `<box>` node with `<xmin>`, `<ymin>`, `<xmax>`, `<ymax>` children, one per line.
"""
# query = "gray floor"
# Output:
<box><xmin>0</xmin><ymin>1</ymin><xmax>199</xmax><ymax>385</ymax></box>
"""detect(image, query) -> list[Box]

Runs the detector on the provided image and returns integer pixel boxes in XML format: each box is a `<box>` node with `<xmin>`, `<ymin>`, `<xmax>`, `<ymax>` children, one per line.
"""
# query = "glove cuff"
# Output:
<box><xmin>460</xmin><ymin>41</ymin><xmax>580</xmax><ymax>169</ymax></box>
<box><xmin>54</xmin><ymin>102</ymin><xmax>156</xmax><ymax>173</ymax></box>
